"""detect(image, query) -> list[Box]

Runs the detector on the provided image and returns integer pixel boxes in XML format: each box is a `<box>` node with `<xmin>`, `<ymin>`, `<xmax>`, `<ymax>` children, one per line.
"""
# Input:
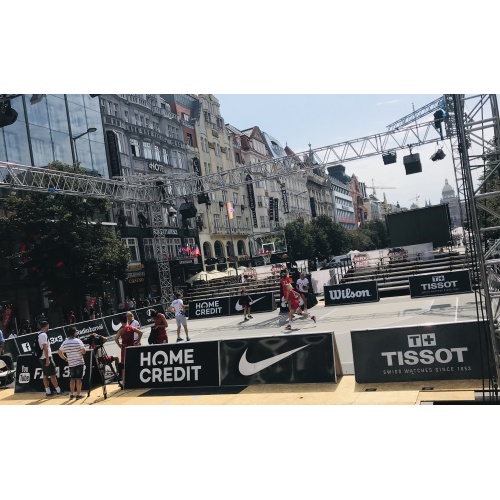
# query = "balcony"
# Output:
<box><xmin>104</xmin><ymin>116</ymin><xmax>124</xmax><ymax>128</ymax></box>
<box><xmin>127</xmin><ymin>94</ymin><xmax>151</xmax><ymax>109</ymax></box>
<box><xmin>152</xmin><ymin>105</ymin><xmax>162</xmax><ymax>116</ymax></box>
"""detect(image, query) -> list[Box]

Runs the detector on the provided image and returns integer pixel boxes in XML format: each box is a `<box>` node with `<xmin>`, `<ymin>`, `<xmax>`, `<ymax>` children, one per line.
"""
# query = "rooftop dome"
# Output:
<box><xmin>442</xmin><ymin>179</ymin><xmax>455</xmax><ymax>195</ymax></box>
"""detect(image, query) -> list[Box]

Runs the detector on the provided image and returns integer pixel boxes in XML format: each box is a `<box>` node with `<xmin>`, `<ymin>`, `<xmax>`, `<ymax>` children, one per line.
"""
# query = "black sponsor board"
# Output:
<box><xmin>8</xmin><ymin>327</ymin><xmax>67</xmax><ymax>362</ymax></box>
<box><xmin>64</xmin><ymin>318</ymin><xmax>110</xmax><ymax>342</ymax></box>
<box><xmin>123</xmin><ymin>341</ymin><xmax>220</xmax><ymax>389</ymax></box>
<box><xmin>219</xmin><ymin>333</ymin><xmax>336</xmax><ymax>386</ymax></box>
<box><xmin>14</xmin><ymin>351</ymin><xmax>100</xmax><ymax>393</ymax></box>
<box><xmin>351</xmin><ymin>321</ymin><xmax>490</xmax><ymax>384</ymax></box>
<box><xmin>409</xmin><ymin>270</ymin><xmax>472</xmax><ymax>298</ymax></box>
<box><xmin>324</xmin><ymin>280</ymin><xmax>379</xmax><ymax>306</ymax></box>
<box><xmin>135</xmin><ymin>304</ymin><xmax>166</xmax><ymax>327</ymax></box>
<box><xmin>229</xmin><ymin>292</ymin><xmax>276</xmax><ymax>315</ymax></box>
<box><xmin>188</xmin><ymin>297</ymin><xmax>230</xmax><ymax>320</ymax></box>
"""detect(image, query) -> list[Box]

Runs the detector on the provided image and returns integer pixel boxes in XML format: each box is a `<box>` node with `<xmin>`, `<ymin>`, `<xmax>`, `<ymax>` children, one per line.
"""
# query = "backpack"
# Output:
<box><xmin>148</xmin><ymin>326</ymin><xmax>158</xmax><ymax>345</ymax></box>
<box><xmin>32</xmin><ymin>331</ymin><xmax>44</xmax><ymax>358</ymax></box>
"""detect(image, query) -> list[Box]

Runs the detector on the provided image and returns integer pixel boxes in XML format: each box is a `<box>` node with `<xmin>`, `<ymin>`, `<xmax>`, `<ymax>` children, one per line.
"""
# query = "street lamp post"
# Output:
<box><xmin>71</xmin><ymin>127</ymin><xmax>97</xmax><ymax>166</ymax></box>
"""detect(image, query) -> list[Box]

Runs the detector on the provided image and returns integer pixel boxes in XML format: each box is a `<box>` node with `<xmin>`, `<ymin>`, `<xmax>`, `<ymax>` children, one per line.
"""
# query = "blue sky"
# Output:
<box><xmin>216</xmin><ymin>94</ymin><xmax>459</xmax><ymax>209</ymax></box>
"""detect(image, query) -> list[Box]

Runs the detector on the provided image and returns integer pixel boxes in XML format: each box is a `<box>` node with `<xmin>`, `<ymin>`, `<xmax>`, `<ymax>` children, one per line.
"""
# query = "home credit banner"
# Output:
<box><xmin>351</xmin><ymin>321</ymin><xmax>489</xmax><ymax>384</ymax></box>
<box><xmin>324</xmin><ymin>280</ymin><xmax>379</xmax><ymax>306</ymax></box>
<box><xmin>409</xmin><ymin>270</ymin><xmax>472</xmax><ymax>298</ymax></box>
<box><xmin>219</xmin><ymin>333</ymin><xmax>336</xmax><ymax>386</ymax></box>
<box><xmin>188</xmin><ymin>297</ymin><xmax>230</xmax><ymax>319</ymax></box>
<box><xmin>123</xmin><ymin>341</ymin><xmax>220</xmax><ymax>389</ymax></box>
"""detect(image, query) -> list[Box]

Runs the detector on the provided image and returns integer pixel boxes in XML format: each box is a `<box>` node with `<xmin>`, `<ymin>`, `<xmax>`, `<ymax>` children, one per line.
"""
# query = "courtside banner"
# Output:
<box><xmin>351</xmin><ymin>320</ymin><xmax>489</xmax><ymax>384</ymax></box>
<box><xmin>123</xmin><ymin>341</ymin><xmax>220</xmax><ymax>389</ymax></box>
<box><xmin>64</xmin><ymin>318</ymin><xmax>110</xmax><ymax>341</ymax></box>
<box><xmin>409</xmin><ymin>270</ymin><xmax>472</xmax><ymax>298</ymax></box>
<box><xmin>14</xmin><ymin>351</ymin><xmax>98</xmax><ymax>393</ymax></box>
<box><xmin>188</xmin><ymin>297</ymin><xmax>230</xmax><ymax>320</ymax></box>
<box><xmin>11</xmin><ymin>327</ymin><xmax>67</xmax><ymax>362</ymax></box>
<box><xmin>324</xmin><ymin>280</ymin><xmax>379</xmax><ymax>306</ymax></box>
<box><xmin>219</xmin><ymin>333</ymin><xmax>336</xmax><ymax>386</ymax></box>
<box><xmin>229</xmin><ymin>292</ymin><xmax>276</xmax><ymax>315</ymax></box>
<box><xmin>135</xmin><ymin>304</ymin><xmax>166</xmax><ymax>328</ymax></box>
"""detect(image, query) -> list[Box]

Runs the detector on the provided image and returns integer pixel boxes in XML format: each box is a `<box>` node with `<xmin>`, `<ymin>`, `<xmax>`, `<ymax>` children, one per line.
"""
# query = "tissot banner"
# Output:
<box><xmin>14</xmin><ymin>351</ymin><xmax>99</xmax><ymax>393</ymax></box>
<box><xmin>123</xmin><ymin>341</ymin><xmax>220</xmax><ymax>389</ymax></box>
<box><xmin>229</xmin><ymin>292</ymin><xmax>276</xmax><ymax>315</ymax></box>
<box><xmin>188</xmin><ymin>297</ymin><xmax>230</xmax><ymax>320</ymax></box>
<box><xmin>409</xmin><ymin>270</ymin><xmax>472</xmax><ymax>298</ymax></box>
<box><xmin>324</xmin><ymin>280</ymin><xmax>379</xmax><ymax>306</ymax></box>
<box><xmin>351</xmin><ymin>321</ymin><xmax>489</xmax><ymax>384</ymax></box>
<box><xmin>219</xmin><ymin>333</ymin><xmax>336</xmax><ymax>386</ymax></box>
<box><xmin>63</xmin><ymin>318</ymin><xmax>110</xmax><ymax>342</ymax></box>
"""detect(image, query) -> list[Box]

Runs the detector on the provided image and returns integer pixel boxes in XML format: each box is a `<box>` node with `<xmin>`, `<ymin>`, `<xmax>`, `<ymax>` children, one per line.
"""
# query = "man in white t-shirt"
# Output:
<box><xmin>37</xmin><ymin>320</ymin><xmax>64</xmax><ymax>398</ymax></box>
<box><xmin>296</xmin><ymin>273</ymin><xmax>310</xmax><ymax>313</ymax></box>
<box><xmin>169</xmin><ymin>292</ymin><xmax>190</xmax><ymax>342</ymax></box>
<box><xmin>58</xmin><ymin>326</ymin><xmax>86</xmax><ymax>400</ymax></box>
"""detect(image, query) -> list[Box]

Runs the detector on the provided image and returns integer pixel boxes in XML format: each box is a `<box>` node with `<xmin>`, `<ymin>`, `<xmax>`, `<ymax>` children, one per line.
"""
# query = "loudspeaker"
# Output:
<box><xmin>179</xmin><ymin>202</ymin><xmax>197</xmax><ymax>219</ymax></box>
<box><xmin>0</xmin><ymin>100</ymin><xmax>18</xmax><ymax>128</ymax></box>
<box><xmin>403</xmin><ymin>153</ymin><xmax>422</xmax><ymax>175</ymax></box>
<box><xmin>382</xmin><ymin>152</ymin><xmax>397</xmax><ymax>165</ymax></box>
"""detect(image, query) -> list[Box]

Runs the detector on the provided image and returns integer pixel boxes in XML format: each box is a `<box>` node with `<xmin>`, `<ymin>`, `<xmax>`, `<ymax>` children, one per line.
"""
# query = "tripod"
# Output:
<box><xmin>87</xmin><ymin>340</ymin><xmax>123</xmax><ymax>400</ymax></box>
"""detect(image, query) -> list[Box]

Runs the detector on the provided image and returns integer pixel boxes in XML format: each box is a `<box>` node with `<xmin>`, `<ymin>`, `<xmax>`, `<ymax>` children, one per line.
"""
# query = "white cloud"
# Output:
<box><xmin>376</xmin><ymin>99</ymin><xmax>399</xmax><ymax>106</ymax></box>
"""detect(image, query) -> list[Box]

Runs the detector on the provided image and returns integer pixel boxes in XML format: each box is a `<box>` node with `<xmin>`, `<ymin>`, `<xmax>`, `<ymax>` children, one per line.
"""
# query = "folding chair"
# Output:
<box><xmin>0</xmin><ymin>355</ymin><xmax>15</xmax><ymax>388</ymax></box>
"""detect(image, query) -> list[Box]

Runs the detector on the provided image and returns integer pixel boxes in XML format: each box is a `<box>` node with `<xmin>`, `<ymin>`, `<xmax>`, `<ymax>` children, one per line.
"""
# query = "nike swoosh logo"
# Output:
<box><xmin>239</xmin><ymin>345</ymin><xmax>308</xmax><ymax>376</ymax></box>
<box><xmin>235</xmin><ymin>296</ymin><xmax>266</xmax><ymax>311</ymax></box>
<box><xmin>111</xmin><ymin>320</ymin><xmax>121</xmax><ymax>331</ymax></box>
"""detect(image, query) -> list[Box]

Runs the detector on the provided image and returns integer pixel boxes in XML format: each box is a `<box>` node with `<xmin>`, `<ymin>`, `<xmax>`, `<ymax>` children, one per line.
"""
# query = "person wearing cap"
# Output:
<box><xmin>37</xmin><ymin>320</ymin><xmax>65</xmax><ymax>397</ymax></box>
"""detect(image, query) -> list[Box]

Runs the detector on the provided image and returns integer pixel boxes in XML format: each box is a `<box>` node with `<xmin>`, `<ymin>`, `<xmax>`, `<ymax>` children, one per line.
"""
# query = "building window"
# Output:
<box><xmin>260</xmin><ymin>215</ymin><xmax>265</xmax><ymax>228</ymax></box>
<box><xmin>162</xmin><ymin>148</ymin><xmax>169</xmax><ymax>164</ymax></box>
<box><xmin>123</xmin><ymin>110</ymin><xmax>129</xmax><ymax>122</ymax></box>
<box><xmin>233</xmin><ymin>192</ymin><xmax>238</xmax><ymax>205</ymax></box>
<box><xmin>183</xmin><ymin>113</ymin><xmax>190</xmax><ymax>122</ymax></box>
<box><xmin>130</xmin><ymin>138</ymin><xmax>140</xmax><ymax>157</ymax></box>
<box><xmin>122</xmin><ymin>238</ymin><xmax>140</xmax><ymax>262</ymax></box>
<box><xmin>143</xmin><ymin>238</ymin><xmax>156</xmax><ymax>261</ymax></box>
<box><xmin>213</xmin><ymin>214</ymin><xmax>221</xmax><ymax>228</ymax></box>
<box><xmin>187</xmin><ymin>133</ymin><xmax>193</xmax><ymax>146</ymax></box>
<box><xmin>222</xmin><ymin>190</ymin><xmax>227</xmax><ymax>202</ymax></box>
<box><xmin>143</xmin><ymin>142</ymin><xmax>152</xmax><ymax>159</ymax></box>
<box><xmin>171</xmin><ymin>150</ymin><xmax>178</xmax><ymax>168</ymax></box>
<box><xmin>154</xmin><ymin>144</ymin><xmax>161</xmax><ymax>162</ymax></box>
<box><xmin>257</xmin><ymin>196</ymin><xmax>263</xmax><ymax>208</ymax></box>
<box><xmin>235</xmin><ymin>152</ymin><xmax>241</xmax><ymax>164</ymax></box>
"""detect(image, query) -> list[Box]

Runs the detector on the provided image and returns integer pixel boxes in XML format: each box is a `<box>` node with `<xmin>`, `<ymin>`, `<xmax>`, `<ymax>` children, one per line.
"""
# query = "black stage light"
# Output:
<box><xmin>0</xmin><ymin>100</ymin><xmax>18</xmax><ymax>128</ymax></box>
<box><xmin>431</xmin><ymin>149</ymin><xmax>446</xmax><ymax>161</ymax></box>
<box><xmin>382</xmin><ymin>152</ymin><xmax>397</xmax><ymax>165</ymax></box>
<box><xmin>403</xmin><ymin>153</ymin><xmax>422</xmax><ymax>175</ymax></box>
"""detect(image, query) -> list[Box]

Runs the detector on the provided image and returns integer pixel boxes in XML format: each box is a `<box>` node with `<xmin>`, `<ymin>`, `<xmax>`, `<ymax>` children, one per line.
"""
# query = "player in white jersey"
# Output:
<box><xmin>169</xmin><ymin>292</ymin><xmax>190</xmax><ymax>342</ymax></box>
<box><xmin>296</xmin><ymin>273</ymin><xmax>310</xmax><ymax>313</ymax></box>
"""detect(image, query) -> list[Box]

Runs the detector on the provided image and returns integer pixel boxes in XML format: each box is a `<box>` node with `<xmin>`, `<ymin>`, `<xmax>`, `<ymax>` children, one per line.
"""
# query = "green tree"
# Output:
<box><xmin>284</xmin><ymin>218</ymin><xmax>315</xmax><ymax>260</ymax></box>
<box><xmin>0</xmin><ymin>161</ymin><xmax>130</xmax><ymax>309</ymax></box>
<box><xmin>355</xmin><ymin>219</ymin><xmax>390</xmax><ymax>250</ymax></box>
<box><xmin>348</xmin><ymin>230</ymin><xmax>374</xmax><ymax>251</ymax></box>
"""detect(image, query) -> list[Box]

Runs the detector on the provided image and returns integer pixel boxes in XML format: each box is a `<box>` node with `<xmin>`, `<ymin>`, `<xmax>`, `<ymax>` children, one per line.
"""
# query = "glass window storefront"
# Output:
<box><xmin>29</xmin><ymin>124</ymin><xmax>54</xmax><ymax>167</ymax></box>
<box><xmin>46</xmin><ymin>95</ymin><xmax>69</xmax><ymax>134</ymax></box>
<box><xmin>51</xmin><ymin>130</ymin><xmax>73</xmax><ymax>165</ymax></box>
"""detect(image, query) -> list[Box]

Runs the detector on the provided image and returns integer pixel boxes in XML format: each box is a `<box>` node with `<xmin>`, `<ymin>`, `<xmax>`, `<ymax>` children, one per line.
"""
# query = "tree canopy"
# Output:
<box><xmin>0</xmin><ymin>161</ymin><xmax>130</xmax><ymax>304</ymax></box>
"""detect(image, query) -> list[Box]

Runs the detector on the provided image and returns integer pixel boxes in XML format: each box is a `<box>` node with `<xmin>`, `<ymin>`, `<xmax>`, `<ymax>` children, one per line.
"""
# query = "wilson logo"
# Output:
<box><xmin>329</xmin><ymin>289</ymin><xmax>371</xmax><ymax>300</ymax></box>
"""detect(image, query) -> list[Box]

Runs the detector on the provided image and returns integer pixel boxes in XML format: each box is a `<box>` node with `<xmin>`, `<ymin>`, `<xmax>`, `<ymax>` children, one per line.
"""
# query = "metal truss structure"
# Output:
<box><xmin>2</xmin><ymin>95</ymin><xmax>500</xmax><ymax>390</ymax></box>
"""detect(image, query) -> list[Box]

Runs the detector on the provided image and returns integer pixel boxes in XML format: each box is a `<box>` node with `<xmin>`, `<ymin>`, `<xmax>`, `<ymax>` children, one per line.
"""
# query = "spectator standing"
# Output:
<box><xmin>36</xmin><ymin>320</ymin><xmax>64</xmax><ymax>397</ymax></box>
<box><xmin>58</xmin><ymin>326</ymin><xmax>86</xmax><ymax>400</ymax></box>
<box><xmin>296</xmin><ymin>273</ymin><xmax>310</xmax><ymax>313</ymax></box>
<box><xmin>89</xmin><ymin>307</ymin><xmax>96</xmax><ymax>320</ymax></box>
<box><xmin>151</xmin><ymin>309</ymin><xmax>169</xmax><ymax>344</ymax></box>
<box><xmin>169</xmin><ymin>293</ymin><xmax>190</xmax><ymax>342</ymax></box>
<box><xmin>126</xmin><ymin>311</ymin><xmax>140</xmax><ymax>329</ymax></box>
<box><xmin>68</xmin><ymin>311</ymin><xmax>77</xmax><ymax>324</ymax></box>
<box><xmin>239</xmin><ymin>287</ymin><xmax>253</xmax><ymax>322</ymax></box>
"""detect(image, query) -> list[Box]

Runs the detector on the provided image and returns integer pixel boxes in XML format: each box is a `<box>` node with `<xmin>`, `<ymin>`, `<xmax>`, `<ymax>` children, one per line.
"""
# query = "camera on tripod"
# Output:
<box><xmin>83</xmin><ymin>333</ymin><xmax>105</xmax><ymax>348</ymax></box>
